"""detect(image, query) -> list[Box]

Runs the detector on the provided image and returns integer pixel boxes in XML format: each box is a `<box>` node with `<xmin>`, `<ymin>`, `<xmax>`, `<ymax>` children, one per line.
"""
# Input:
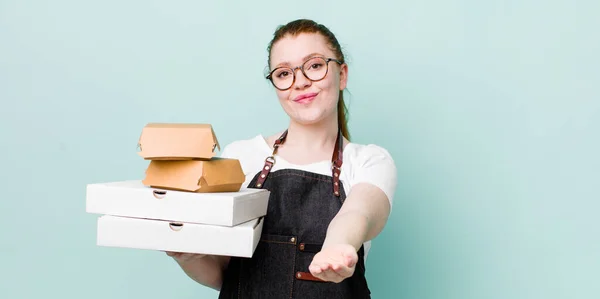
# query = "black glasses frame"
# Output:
<box><xmin>266</xmin><ymin>57</ymin><xmax>343</xmax><ymax>91</ymax></box>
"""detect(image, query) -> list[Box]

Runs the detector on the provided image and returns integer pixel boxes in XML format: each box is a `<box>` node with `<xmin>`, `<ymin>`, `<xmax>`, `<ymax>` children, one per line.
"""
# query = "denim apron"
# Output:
<box><xmin>218</xmin><ymin>129</ymin><xmax>371</xmax><ymax>299</ymax></box>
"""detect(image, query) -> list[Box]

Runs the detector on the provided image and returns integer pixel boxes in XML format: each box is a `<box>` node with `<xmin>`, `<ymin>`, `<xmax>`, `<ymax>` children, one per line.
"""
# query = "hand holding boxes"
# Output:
<box><xmin>86</xmin><ymin>123</ymin><xmax>270</xmax><ymax>258</ymax></box>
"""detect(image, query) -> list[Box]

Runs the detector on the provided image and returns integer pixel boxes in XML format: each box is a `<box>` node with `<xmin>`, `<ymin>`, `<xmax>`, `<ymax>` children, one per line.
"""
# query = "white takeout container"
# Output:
<box><xmin>96</xmin><ymin>215</ymin><xmax>263</xmax><ymax>258</ymax></box>
<box><xmin>86</xmin><ymin>180</ymin><xmax>270</xmax><ymax>227</ymax></box>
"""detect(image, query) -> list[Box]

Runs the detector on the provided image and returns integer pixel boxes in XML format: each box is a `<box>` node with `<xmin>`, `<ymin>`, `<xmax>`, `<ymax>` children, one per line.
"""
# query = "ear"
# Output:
<box><xmin>338</xmin><ymin>63</ymin><xmax>348</xmax><ymax>91</ymax></box>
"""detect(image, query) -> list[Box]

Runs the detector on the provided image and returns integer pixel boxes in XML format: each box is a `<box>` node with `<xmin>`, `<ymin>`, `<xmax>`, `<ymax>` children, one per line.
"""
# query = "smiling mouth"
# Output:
<box><xmin>293</xmin><ymin>92</ymin><xmax>318</xmax><ymax>104</ymax></box>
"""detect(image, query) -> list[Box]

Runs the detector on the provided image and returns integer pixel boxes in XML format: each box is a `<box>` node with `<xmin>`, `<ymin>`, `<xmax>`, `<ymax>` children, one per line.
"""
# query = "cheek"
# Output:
<box><xmin>316</xmin><ymin>77</ymin><xmax>339</xmax><ymax>99</ymax></box>
<box><xmin>320</xmin><ymin>73</ymin><xmax>340</xmax><ymax>90</ymax></box>
<box><xmin>275</xmin><ymin>90</ymin><xmax>290</xmax><ymax>102</ymax></box>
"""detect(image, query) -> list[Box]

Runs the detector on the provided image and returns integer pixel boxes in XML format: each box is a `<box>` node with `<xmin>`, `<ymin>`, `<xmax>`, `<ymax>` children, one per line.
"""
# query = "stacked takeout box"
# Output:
<box><xmin>86</xmin><ymin>123</ymin><xmax>270</xmax><ymax>258</ymax></box>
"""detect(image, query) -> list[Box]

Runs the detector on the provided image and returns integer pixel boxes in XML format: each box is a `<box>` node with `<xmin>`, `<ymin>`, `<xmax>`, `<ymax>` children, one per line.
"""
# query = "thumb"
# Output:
<box><xmin>344</xmin><ymin>251</ymin><xmax>358</xmax><ymax>267</ymax></box>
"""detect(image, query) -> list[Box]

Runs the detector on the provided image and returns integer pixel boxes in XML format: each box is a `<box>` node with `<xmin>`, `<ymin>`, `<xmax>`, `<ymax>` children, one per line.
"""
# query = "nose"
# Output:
<box><xmin>293</xmin><ymin>68</ymin><xmax>311</xmax><ymax>89</ymax></box>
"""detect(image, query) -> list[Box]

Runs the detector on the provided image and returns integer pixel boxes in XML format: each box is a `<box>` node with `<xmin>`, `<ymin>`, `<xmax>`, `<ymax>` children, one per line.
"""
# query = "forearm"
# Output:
<box><xmin>175</xmin><ymin>255</ymin><xmax>230</xmax><ymax>291</ymax></box>
<box><xmin>322</xmin><ymin>211</ymin><xmax>371</xmax><ymax>251</ymax></box>
<box><xmin>323</xmin><ymin>183</ymin><xmax>391</xmax><ymax>252</ymax></box>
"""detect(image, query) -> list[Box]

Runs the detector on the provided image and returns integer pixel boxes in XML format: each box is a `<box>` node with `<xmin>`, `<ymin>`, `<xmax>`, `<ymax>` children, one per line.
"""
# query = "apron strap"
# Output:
<box><xmin>331</xmin><ymin>128</ymin><xmax>343</xmax><ymax>196</ymax></box>
<box><xmin>254</xmin><ymin>129</ymin><xmax>344</xmax><ymax>197</ymax></box>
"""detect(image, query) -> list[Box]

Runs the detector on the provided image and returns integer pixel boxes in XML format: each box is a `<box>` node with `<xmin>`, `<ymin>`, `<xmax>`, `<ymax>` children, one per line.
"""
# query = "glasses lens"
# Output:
<box><xmin>271</xmin><ymin>68</ymin><xmax>294</xmax><ymax>90</ymax></box>
<box><xmin>303</xmin><ymin>57</ymin><xmax>328</xmax><ymax>81</ymax></box>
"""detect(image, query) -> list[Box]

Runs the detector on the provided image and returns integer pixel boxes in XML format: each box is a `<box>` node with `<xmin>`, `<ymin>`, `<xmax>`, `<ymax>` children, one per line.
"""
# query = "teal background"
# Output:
<box><xmin>1</xmin><ymin>0</ymin><xmax>598</xmax><ymax>298</ymax></box>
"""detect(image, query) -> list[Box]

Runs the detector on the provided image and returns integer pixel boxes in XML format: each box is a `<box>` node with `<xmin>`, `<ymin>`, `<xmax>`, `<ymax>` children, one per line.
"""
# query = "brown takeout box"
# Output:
<box><xmin>137</xmin><ymin>123</ymin><xmax>220</xmax><ymax>160</ymax></box>
<box><xmin>142</xmin><ymin>158</ymin><xmax>246</xmax><ymax>193</ymax></box>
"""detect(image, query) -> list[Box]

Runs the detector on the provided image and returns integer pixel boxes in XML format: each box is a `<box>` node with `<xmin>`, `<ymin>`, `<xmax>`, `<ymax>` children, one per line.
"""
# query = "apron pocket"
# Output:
<box><xmin>238</xmin><ymin>233</ymin><xmax>298</xmax><ymax>298</ymax></box>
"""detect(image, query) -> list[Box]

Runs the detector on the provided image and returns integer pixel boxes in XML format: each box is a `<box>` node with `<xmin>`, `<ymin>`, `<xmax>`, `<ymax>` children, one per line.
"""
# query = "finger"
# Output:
<box><xmin>332</xmin><ymin>259</ymin><xmax>349</xmax><ymax>272</ymax></box>
<box><xmin>311</xmin><ymin>262</ymin><xmax>342</xmax><ymax>281</ymax></box>
<box><xmin>330</xmin><ymin>264</ymin><xmax>343</xmax><ymax>276</ymax></box>
<box><xmin>316</xmin><ymin>261</ymin><xmax>331</xmax><ymax>273</ymax></box>
<box><xmin>309</xmin><ymin>264</ymin><xmax>323</xmax><ymax>274</ymax></box>
<box><xmin>332</xmin><ymin>262</ymin><xmax>354</xmax><ymax>278</ymax></box>
<box><xmin>333</xmin><ymin>254</ymin><xmax>356</xmax><ymax>278</ymax></box>
<box><xmin>328</xmin><ymin>262</ymin><xmax>345</xmax><ymax>276</ymax></box>
<box><xmin>313</xmin><ymin>256</ymin><xmax>345</xmax><ymax>279</ymax></box>
<box><xmin>317</xmin><ymin>267</ymin><xmax>346</xmax><ymax>283</ymax></box>
<box><xmin>342</xmin><ymin>252</ymin><xmax>358</xmax><ymax>267</ymax></box>
<box><xmin>310</xmin><ymin>260</ymin><xmax>332</xmax><ymax>276</ymax></box>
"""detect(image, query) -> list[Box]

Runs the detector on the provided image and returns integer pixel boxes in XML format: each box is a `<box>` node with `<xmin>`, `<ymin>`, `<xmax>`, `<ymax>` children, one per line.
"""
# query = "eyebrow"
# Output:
<box><xmin>274</xmin><ymin>52</ymin><xmax>324</xmax><ymax>68</ymax></box>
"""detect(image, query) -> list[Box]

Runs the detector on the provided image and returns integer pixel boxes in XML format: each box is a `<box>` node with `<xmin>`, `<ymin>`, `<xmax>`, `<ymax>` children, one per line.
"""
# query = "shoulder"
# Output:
<box><xmin>343</xmin><ymin>143</ymin><xmax>398</xmax><ymax>206</ymax></box>
<box><xmin>220</xmin><ymin>130</ymin><xmax>286</xmax><ymax>158</ymax></box>
<box><xmin>344</xmin><ymin>143</ymin><xmax>397</xmax><ymax>177</ymax></box>
<box><xmin>219</xmin><ymin>135</ymin><xmax>267</xmax><ymax>159</ymax></box>
<box><xmin>344</xmin><ymin>143</ymin><xmax>396</xmax><ymax>168</ymax></box>
<box><xmin>219</xmin><ymin>134</ymin><xmax>271</xmax><ymax>177</ymax></box>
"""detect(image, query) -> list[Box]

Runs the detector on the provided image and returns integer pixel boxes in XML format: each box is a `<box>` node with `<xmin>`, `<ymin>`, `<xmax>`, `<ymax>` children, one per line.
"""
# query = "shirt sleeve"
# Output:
<box><xmin>219</xmin><ymin>143</ymin><xmax>235</xmax><ymax>159</ymax></box>
<box><xmin>218</xmin><ymin>139</ymin><xmax>259</xmax><ymax>180</ymax></box>
<box><xmin>351</xmin><ymin>144</ymin><xmax>398</xmax><ymax>208</ymax></box>
<box><xmin>219</xmin><ymin>141</ymin><xmax>248</xmax><ymax>169</ymax></box>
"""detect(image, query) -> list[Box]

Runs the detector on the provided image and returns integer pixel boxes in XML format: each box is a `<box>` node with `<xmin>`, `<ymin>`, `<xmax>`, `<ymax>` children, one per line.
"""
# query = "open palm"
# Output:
<box><xmin>308</xmin><ymin>244</ymin><xmax>358</xmax><ymax>283</ymax></box>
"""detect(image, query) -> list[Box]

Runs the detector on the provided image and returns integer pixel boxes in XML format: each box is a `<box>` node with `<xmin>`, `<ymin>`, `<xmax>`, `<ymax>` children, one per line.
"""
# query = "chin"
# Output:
<box><xmin>280</xmin><ymin>98</ymin><xmax>336</xmax><ymax>125</ymax></box>
<box><xmin>293</xmin><ymin>117</ymin><xmax>323</xmax><ymax>125</ymax></box>
<box><xmin>288</xmin><ymin>110</ymin><xmax>329</xmax><ymax>125</ymax></box>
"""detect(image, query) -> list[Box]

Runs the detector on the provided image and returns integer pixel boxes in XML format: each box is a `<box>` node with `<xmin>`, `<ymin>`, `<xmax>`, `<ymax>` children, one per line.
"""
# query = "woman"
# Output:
<box><xmin>167</xmin><ymin>19</ymin><xmax>397</xmax><ymax>298</ymax></box>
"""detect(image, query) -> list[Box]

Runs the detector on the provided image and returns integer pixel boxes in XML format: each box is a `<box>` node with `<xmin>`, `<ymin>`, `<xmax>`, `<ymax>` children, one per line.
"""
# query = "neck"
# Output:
<box><xmin>285</xmin><ymin>116</ymin><xmax>339</xmax><ymax>150</ymax></box>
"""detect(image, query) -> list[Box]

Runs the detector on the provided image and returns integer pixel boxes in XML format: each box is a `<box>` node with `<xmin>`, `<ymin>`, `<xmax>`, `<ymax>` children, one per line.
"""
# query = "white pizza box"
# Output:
<box><xmin>86</xmin><ymin>180</ymin><xmax>270</xmax><ymax>227</ymax></box>
<box><xmin>96</xmin><ymin>215</ymin><xmax>263</xmax><ymax>258</ymax></box>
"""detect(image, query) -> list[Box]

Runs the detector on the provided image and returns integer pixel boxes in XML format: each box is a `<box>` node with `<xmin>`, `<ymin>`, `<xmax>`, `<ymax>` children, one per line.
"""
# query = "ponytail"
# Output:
<box><xmin>337</xmin><ymin>91</ymin><xmax>350</xmax><ymax>141</ymax></box>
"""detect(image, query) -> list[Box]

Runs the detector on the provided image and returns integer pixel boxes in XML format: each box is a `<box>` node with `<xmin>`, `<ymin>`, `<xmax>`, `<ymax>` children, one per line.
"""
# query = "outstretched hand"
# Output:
<box><xmin>308</xmin><ymin>244</ymin><xmax>358</xmax><ymax>283</ymax></box>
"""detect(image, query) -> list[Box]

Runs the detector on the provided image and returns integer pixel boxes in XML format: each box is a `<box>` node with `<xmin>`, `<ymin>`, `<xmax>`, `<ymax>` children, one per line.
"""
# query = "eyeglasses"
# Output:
<box><xmin>266</xmin><ymin>56</ymin><xmax>343</xmax><ymax>91</ymax></box>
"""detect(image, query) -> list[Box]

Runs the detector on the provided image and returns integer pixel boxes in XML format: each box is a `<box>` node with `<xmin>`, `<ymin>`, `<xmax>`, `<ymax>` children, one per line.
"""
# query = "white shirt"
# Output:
<box><xmin>220</xmin><ymin>134</ymin><xmax>397</xmax><ymax>260</ymax></box>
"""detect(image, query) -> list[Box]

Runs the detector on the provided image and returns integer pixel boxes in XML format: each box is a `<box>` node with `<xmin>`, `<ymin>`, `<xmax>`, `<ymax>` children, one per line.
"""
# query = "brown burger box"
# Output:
<box><xmin>137</xmin><ymin>123</ymin><xmax>220</xmax><ymax>160</ymax></box>
<box><xmin>142</xmin><ymin>158</ymin><xmax>246</xmax><ymax>193</ymax></box>
<box><xmin>137</xmin><ymin>123</ymin><xmax>245</xmax><ymax>193</ymax></box>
